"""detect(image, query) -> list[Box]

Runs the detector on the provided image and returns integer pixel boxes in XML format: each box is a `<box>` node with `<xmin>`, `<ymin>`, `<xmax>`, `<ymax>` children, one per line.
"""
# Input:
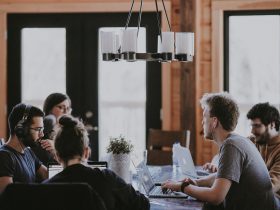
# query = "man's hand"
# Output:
<box><xmin>161</xmin><ymin>180</ymin><xmax>182</xmax><ymax>192</ymax></box>
<box><xmin>203</xmin><ymin>162</ymin><xmax>218</xmax><ymax>173</ymax></box>
<box><xmin>39</xmin><ymin>139</ymin><xmax>55</xmax><ymax>156</ymax></box>
<box><xmin>181</xmin><ymin>177</ymin><xmax>198</xmax><ymax>186</ymax></box>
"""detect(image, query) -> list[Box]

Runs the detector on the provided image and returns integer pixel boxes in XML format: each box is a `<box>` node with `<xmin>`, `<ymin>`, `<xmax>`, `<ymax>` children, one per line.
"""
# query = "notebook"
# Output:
<box><xmin>48</xmin><ymin>161</ymin><xmax>108</xmax><ymax>178</ymax></box>
<box><xmin>174</xmin><ymin>145</ymin><xmax>209</xmax><ymax>178</ymax></box>
<box><xmin>139</xmin><ymin>163</ymin><xmax>188</xmax><ymax>198</ymax></box>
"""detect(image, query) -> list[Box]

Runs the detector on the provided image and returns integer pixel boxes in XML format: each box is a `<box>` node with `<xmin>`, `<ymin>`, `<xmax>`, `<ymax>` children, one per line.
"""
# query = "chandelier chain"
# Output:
<box><xmin>137</xmin><ymin>0</ymin><xmax>143</xmax><ymax>37</ymax></box>
<box><xmin>125</xmin><ymin>0</ymin><xmax>135</xmax><ymax>29</ymax></box>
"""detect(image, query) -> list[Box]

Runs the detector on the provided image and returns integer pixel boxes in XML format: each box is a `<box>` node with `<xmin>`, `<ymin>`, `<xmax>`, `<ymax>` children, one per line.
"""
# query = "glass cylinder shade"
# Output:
<box><xmin>121</xmin><ymin>28</ymin><xmax>138</xmax><ymax>53</ymax></box>
<box><xmin>160</xmin><ymin>32</ymin><xmax>174</xmax><ymax>53</ymax></box>
<box><xmin>175</xmin><ymin>32</ymin><xmax>194</xmax><ymax>55</ymax></box>
<box><xmin>157</xmin><ymin>35</ymin><xmax>162</xmax><ymax>53</ymax></box>
<box><xmin>100</xmin><ymin>31</ymin><xmax>117</xmax><ymax>53</ymax></box>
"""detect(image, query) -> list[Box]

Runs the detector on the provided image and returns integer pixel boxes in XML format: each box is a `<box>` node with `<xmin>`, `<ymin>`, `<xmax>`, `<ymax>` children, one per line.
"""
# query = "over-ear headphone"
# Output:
<box><xmin>14</xmin><ymin>104</ymin><xmax>32</xmax><ymax>138</ymax></box>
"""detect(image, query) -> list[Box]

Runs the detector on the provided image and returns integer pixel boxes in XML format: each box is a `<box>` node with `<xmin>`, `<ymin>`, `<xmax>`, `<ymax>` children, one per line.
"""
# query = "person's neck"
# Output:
<box><xmin>214</xmin><ymin>129</ymin><xmax>231</xmax><ymax>147</ymax></box>
<box><xmin>267</xmin><ymin>130</ymin><xmax>280</xmax><ymax>145</ymax></box>
<box><xmin>62</xmin><ymin>157</ymin><xmax>83</xmax><ymax>168</ymax></box>
<box><xmin>6</xmin><ymin>135</ymin><xmax>25</xmax><ymax>153</ymax></box>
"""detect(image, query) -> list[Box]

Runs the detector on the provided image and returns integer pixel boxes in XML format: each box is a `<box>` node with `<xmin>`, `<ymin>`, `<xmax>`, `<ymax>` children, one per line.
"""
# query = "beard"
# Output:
<box><xmin>255</xmin><ymin>131</ymin><xmax>269</xmax><ymax>145</ymax></box>
<box><xmin>21</xmin><ymin>135</ymin><xmax>39</xmax><ymax>148</ymax></box>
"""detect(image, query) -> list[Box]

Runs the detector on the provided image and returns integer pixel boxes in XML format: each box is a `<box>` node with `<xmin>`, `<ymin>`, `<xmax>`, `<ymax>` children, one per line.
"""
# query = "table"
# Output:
<box><xmin>137</xmin><ymin>165</ymin><xmax>205</xmax><ymax>210</ymax></box>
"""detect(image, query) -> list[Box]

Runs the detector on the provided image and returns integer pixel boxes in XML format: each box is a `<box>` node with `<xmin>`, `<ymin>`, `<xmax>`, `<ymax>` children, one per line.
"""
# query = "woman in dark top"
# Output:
<box><xmin>32</xmin><ymin>93</ymin><xmax>71</xmax><ymax>166</ymax></box>
<box><xmin>44</xmin><ymin>115</ymin><xmax>149</xmax><ymax>210</ymax></box>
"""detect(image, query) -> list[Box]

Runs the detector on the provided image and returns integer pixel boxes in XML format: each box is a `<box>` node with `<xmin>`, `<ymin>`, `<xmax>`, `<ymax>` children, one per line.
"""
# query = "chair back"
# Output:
<box><xmin>0</xmin><ymin>183</ymin><xmax>106</xmax><ymax>210</ymax></box>
<box><xmin>147</xmin><ymin>129</ymin><xmax>190</xmax><ymax>165</ymax></box>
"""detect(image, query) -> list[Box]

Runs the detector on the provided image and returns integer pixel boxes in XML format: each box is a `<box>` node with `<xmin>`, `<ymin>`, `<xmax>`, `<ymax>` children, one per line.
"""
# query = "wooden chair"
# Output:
<box><xmin>147</xmin><ymin>129</ymin><xmax>190</xmax><ymax>165</ymax></box>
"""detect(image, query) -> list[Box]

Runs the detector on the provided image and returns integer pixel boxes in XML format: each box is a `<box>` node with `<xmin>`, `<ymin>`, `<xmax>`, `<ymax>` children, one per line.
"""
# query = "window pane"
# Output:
<box><xmin>229</xmin><ymin>15</ymin><xmax>280</xmax><ymax>136</ymax></box>
<box><xmin>98</xmin><ymin>28</ymin><xmax>146</xmax><ymax>161</ymax></box>
<box><xmin>21</xmin><ymin>28</ymin><xmax>66</xmax><ymax>109</ymax></box>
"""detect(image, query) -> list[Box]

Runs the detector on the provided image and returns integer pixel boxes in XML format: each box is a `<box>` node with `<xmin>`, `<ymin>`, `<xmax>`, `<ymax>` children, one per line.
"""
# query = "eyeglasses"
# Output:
<box><xmin>30</xmin><ymin>127</ymin><xmax>44</xmax><ymax>133</ymax></box>
<box><xmin>55</xmin><ymin>105</ymin><xmax>72</xmax><ymax>113</ymax></box>
<box><xmin>250</xmin><ymin>123</ymin><xmax>263</xmax><ymax>129</ymax></box>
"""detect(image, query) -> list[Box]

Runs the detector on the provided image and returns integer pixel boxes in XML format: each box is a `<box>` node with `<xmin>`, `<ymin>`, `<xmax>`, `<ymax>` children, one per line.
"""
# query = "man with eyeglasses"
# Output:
<box><xmin>247</xmin><ymin>102</ymin><xmax>280</xmax><ymax>200</ymax></box>
<box><xmin>0</xmin><ymin>103</ymin><xmax>48</xmax><ymax>193</ymax></box>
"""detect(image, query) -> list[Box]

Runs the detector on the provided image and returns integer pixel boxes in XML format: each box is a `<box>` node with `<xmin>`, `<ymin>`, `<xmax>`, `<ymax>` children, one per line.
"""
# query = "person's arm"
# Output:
<box><xmin>196</xmin><ymin>173</ymin><xmax>216</xmax><ymax>187</ymax></box>
<box><xmin>162</xmin><ymin>177</ymin><xmax>231</xmax><ymax>205</ymax></box>
<box><xmin>184</xmin><ymin>178</ymin><xmax>231</xmax><ymax>205</ymax></box>
<box><xmin>37</xmin><ymin>165</ymin><xmax>48</xmax><ymax>181</ymax></box>
<box><xmin>268</xmin><ymin>153</ymin><xmax>280</xmax><ymax>193</ymax></box>
<box><xmin>0</xmin><ymin>176</ymin><xmax>13</xmax><ymax>194</ymax></box>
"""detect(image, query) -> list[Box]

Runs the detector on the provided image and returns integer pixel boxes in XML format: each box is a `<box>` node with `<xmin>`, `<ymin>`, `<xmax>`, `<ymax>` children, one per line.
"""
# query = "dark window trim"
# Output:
<box><xmin>224</xmin><ymin>10</ymin><xmax>280</xmax><ymax>91</ymax></box>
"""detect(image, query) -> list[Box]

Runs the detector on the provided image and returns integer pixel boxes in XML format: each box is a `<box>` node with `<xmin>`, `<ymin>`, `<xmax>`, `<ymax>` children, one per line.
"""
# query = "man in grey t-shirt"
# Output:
<box><xmin>162</xmin><ymin>92</ymin><xmax>276</xmax><ymax>210</ymax></box>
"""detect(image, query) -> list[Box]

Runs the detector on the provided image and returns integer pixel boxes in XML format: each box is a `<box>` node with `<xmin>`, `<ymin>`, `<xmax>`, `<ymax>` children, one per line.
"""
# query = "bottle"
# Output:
<box><xmin>172</xmin><ymin>142</ymin><xmax>180</xmax><ymax>167</ymax></box>
<box><xmin>143</xmin><ymin>150</ymin><xmax>147</xmax><ymax>166</ymax></box>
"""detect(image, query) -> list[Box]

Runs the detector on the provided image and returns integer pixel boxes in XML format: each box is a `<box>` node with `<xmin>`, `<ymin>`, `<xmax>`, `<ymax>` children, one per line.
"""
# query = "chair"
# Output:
<box><xmin>147</xmin><ymin>129</ymin><xmax>191</xmax><ymax>165</ymax></box>
<box><xmin>0</xmin><ymin>183</ymin><xmax>107</xmax><ymax>210</ymax></box>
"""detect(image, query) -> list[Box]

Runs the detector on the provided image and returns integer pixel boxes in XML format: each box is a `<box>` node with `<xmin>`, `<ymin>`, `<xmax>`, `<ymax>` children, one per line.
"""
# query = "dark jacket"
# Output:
<box><xmin>44</xmin><ymin>164</ymin><xmax>150</xmax><ymax>210</ymax></box>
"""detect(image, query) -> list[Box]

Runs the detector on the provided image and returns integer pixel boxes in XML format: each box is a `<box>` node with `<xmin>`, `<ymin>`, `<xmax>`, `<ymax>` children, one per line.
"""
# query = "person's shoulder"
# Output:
<box><xmin>0</xmin><ymin>145</ymin><xmax>14</xmax><ymax>156</ymax></box>
<box><xmin>0</xmin><ymin>145</ymin><xmax>15</xmax><ymax>163</ymax></box>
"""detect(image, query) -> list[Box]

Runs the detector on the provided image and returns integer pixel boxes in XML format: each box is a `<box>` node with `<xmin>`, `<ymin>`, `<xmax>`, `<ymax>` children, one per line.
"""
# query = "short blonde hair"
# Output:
<box><xmin>200</xmin><ymin>92</ymin><xmax>239</xmax><ymax>131</ymax></box>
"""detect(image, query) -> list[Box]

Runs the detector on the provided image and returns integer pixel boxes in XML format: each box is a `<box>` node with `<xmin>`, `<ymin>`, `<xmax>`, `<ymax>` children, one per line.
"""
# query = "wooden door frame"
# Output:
<box><xmin>212</xmin><ymin>0</ymin><xmax>280</xmax><ymax>92</ymax></box>
<box><xmin>0</xmin><ymin>0</ymin><xmax>171</xmax><ymax>138</ymax></box>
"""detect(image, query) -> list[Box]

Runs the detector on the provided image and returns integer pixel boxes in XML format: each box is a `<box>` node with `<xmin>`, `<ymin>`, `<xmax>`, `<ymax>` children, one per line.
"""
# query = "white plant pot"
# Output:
<box><xmin>109</xmin><ymin>153</ymin><xmax>130</xmax><ymax>183</ymax></box>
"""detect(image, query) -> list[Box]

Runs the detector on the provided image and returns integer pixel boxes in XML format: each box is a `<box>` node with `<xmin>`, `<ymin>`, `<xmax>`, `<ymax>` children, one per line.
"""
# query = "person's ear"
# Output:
<box><xmin>83</xmin><ymin>146</ymin><xmax>91</xmax><ymax>160</ymax></box>
<box><xmin>55</xmin><ymin>152</ymin><xmax>62</xmax><ymax>164</ymax></box>
<box><xmin>212</xmin><ymin>117</ymin><xmax>218</xmax><ymax>129</ymax></box>
<box><xmin>271</xmin><ymin>122</ymin><xmax>275</xmax><ymax>129</ymax></box>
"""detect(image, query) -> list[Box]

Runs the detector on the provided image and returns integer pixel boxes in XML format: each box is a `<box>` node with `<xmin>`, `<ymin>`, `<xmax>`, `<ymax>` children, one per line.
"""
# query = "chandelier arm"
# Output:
<box><xmin>155</xmin><ymin>0</ymin><xmax>162</xmax><ymax>41</ymax></box>
<box><xmin>137</xmin><ymin>0</ymin><xmax>143</xmax><ymax>37</ymax></box>
<box><xmin>161</xmin><ymin>0</ymin><xmax>171</xmax><ymax>31</ymax></box>
<box><xmin>125</xmin><ymin>0</ymin><xmax>135</xmax><ymax>29</ymax></box>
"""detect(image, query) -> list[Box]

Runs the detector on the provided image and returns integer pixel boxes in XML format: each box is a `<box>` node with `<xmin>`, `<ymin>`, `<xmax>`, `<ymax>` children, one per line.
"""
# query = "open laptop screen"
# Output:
<box><xmin>48</xmin><ymin>161</ymin><xmax>108</xmax><ymax>178</ymax></box>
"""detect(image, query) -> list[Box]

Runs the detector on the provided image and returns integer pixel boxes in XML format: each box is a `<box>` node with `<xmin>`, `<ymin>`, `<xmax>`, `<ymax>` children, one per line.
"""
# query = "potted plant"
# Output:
<box><xmin>107</xmin><ymin>135</ymin><xmax>133</xmax><ymax>183</ymax></box>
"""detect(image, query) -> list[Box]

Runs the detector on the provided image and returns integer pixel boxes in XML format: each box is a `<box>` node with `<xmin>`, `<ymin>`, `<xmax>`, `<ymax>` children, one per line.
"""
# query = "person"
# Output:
<box><xmin>247</xmin><ymin>102</ymin><xmax>280</xmax><ymax>199</ymax></box>
<box><xmin>44</xmin><ymin>115</ymin><xmax>149</xmax><ymax>210</ymax></box>
<box><xmin>0</xmin><ymin>103</ymin><xmax>48</xmax><ymax>193</ymax></box>
<box><xmin>162</xmin><ymin>92</ymin><xmax>276</xmax><ymax>210</ymax></box>
<box><xmin>31</xmin><ymin>93</ymin><xmax>71</xmax><ymax>165</ymax></box>
<box><xmin>43</xmin><ymin>92</ymin><xmax>72</xmax><ymax>122</ymax></box>
<box><xmin>31</xmin><ymin>114</ymin><xmax>57</xmax><ymax>166</ymax></box>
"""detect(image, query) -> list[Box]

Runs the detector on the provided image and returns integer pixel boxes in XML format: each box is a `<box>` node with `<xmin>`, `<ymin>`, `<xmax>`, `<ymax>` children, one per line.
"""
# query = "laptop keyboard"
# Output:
<box><xmin>151</xmin><ymin>186</ymin><xmax>164</xmax><ymax>195</ymax></box>
<box><xmin>150</xmin><ymin>186</ymin><xmax>187</xmax><ymax>198</ymax></box>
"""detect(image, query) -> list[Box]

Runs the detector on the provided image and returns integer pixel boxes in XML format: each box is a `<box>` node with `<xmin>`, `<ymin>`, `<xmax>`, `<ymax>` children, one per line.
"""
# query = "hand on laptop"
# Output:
<box><xmin>161</xmin><ymin>180</ymin><xmax>182</xmax><ymax>192</ymax></box>
<box><xmin>202</xmin><ymin>162</ymin><xmax>218</xmax><ymax>173</ymax></box>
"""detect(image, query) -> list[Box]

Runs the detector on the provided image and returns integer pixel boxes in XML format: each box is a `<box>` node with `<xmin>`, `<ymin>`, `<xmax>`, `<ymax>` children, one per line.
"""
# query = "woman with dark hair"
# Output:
<box><xmin>32</xmin><ymin>93</ymin><xmax>72</xmax><ymax>166</ymax></box>
<box><xmin>44</xmin><ymin>115</ymin><xmax>149</xmax><ymax>210</ymax></box>
<box><xmin>43</xmin><ymin>93</ymin><xmax>72</xmax><ymax>121</ymax></box>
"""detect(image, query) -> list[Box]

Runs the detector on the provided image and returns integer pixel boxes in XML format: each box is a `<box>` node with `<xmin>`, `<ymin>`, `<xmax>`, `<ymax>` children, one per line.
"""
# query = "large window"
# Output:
<box><xmin>225</xmin><ymin>12</ymin><xmax>280</xmax><ymax>136</ymax></box>
<box><xmin>98</xmin><ymin>27</ymin><xmax>147</xmax><ymax>160</ymax></box>
<box><xmin>21</xmin><ymin>28</ymin><xmax>66</xmax><ymax>108</ymax></box>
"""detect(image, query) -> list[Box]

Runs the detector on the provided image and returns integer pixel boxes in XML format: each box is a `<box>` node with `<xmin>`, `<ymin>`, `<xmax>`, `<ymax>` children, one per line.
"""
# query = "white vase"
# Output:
<box><xmin>109</xmin><ymin>153</ymin><xmax>130</xmax><ymax>183</ymax></box>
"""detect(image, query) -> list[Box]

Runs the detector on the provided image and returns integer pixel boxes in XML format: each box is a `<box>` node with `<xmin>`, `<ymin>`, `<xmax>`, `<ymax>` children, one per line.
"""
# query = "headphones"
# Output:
<box><xmin>14</xmin><ymin>104</ymin><xmax>32</xmax><ymax>138</ymax></box>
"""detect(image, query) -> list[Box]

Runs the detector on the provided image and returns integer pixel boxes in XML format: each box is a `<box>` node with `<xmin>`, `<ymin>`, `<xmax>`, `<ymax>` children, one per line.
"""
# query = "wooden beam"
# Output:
<box><xmin>0</xmin><ymin>12</ymin><xmax>7</xmax><ymax>138</ymax></box>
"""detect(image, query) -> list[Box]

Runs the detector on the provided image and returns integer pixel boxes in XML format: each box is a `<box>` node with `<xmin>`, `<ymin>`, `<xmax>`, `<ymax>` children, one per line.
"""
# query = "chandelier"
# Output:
<box><xmin>100</xmin><ymin>0</ymin><xmax>194</xmax><ymax>62</ymax></box>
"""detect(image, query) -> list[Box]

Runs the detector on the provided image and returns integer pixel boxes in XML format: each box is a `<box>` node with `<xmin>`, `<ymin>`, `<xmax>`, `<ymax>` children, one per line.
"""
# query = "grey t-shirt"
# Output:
<box><xmin>217</xmin><ymin>133</ymin><xmax>276</xmax><ymax>210</ymax></box>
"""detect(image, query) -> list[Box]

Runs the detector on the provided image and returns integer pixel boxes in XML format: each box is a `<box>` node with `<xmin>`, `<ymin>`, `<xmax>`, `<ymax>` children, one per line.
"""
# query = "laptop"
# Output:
<box><xmin>48</xmin><ymin>161</ymin><xmax>108</xmax><ymax>178</ymax></box>
<box><xmin>139</xmin><ymin>163</ymin><xmax>188</xmax><ymax>198</ymax></box>
<box><xmin>175</xmin><ymin>145</ymin><xmax>209</xmax><ymax>178</ymax></box>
